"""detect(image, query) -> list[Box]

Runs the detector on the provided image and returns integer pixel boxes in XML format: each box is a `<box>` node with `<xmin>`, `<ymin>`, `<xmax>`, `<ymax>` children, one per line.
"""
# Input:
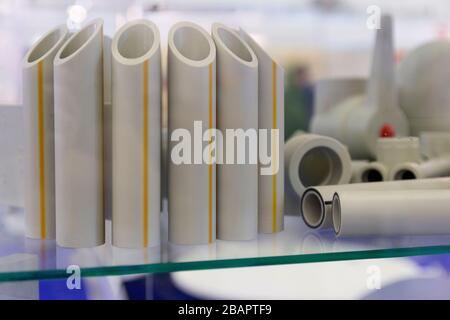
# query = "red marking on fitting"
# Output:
<box><xmin>380</xmin><ymin>124</ymin><xmax>395</xmax><ymax>137</ymax></box>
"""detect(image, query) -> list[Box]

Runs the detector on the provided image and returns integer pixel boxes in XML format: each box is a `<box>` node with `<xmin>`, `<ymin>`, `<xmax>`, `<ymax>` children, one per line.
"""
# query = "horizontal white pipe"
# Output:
<box><xmin>112</xmin><ymin>19</ymin><xmax>161</xmax><ymax>248</ymax></box>
<box><xmin>301</xmin><ymin>177</ymin><xmax>450</xmax><ymax>229</ymax></box>
<box><xmin>391</xmin><ymin>155</ymin><xmax>450</xmax><ymax>180</ymax></box>
<box><xmin>240</xmin><ymin>28</ymin><xmax>285</xmax><ymax>234</ymax></box>
<box><xmin>333</xmin><ymin>190</ymin><xmax>450</xmax><ymax>236</ymax></box>
<box><xmin>22</xmin><ymin>25</ymin><xmax>68</xmax><ymax>240</ymax></box>
<box><xmin>352</xmin><ymin>161</ymin><xmax>387</xmax><ymax>183</ymax></box>
<box><xmin>213</xmin><ymin>23</ymin><xmax>258</xmax><ymax>241</ymax></box>
<box><xmin>54</xmin><ymin>19</ymin><xmax>105</xmax><ymax>248</ymax></box>
<box><xmin>420</xmin><ymin>131</ymin><xmax>450</xmax><ymax>159</ymax></box>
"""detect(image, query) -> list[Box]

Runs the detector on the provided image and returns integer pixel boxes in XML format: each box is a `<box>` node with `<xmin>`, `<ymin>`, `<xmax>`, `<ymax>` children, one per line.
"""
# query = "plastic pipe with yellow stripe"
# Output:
<box><xmin>240</xmin><ymin>29</ymin><xmax>285</xmax><ymax>234</ymax></box>
<box><xmin>54</xmin><ymin>19</ymin><xmax>105</xmax><ymax>248</ymax></box>
<box><xmin>168</xmin><ymin>22</ymin><xmax>217</xmax><ymax>245</ymax></box>
<box><xmin>111</xmin><ymin>19</ymin><xmax>161</xmax><ymax>248</ymax></box>
<box><xmin>23</xmin><ymin>25</ymin><xmax>68</xmax><ymax>240</ymax></box>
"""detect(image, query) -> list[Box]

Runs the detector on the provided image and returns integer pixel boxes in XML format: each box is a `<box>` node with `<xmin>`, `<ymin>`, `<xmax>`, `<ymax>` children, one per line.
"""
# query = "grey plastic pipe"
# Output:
<box><xmin>212</xmin><ymin>23</ymin><xmax>258</xmax><ymax>241</ymax></box>
<box><xmin>54</xmin><ymin>19</ymin><xmax>105</xmax><ymax>248</ymax></box>
<box><xmin>240</xmin><ymin>28</ymin><xmax>285</xmax><ymax>234</ymax></box>
<box><xmin>301</xmin><ymin>177</ymin><xmax>450</xmax><ymax>229</ymax></box>
<box><xmin>333</xmin><ymin>190</ymin><xmax>450</xmax><ymax>236</ymax></box>
<box><xmin>111</xmin><ymin>19</ymin><xmax>161</xmax><ymax>248</ymax></box>
<box><xmin>168</xmin><ymin>22</ymin><xmax>216</xmax><ymax>245</ymax></box>
<box><xmin>23</xmin><ymin>25</ymin><xmax>68</xmax><ymax>240</ymax></box>
<box><xmin>391</xmin><ymin>154</ymin><xmax>450</xmax><ymax>180</ymax></box>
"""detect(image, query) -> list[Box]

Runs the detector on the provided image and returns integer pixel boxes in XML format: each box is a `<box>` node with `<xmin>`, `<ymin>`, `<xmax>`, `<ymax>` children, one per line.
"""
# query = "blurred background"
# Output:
<box><xmin>2</xmin><ymin>0</ymin><xmax>450</xmax><ymax>300</ymax></box>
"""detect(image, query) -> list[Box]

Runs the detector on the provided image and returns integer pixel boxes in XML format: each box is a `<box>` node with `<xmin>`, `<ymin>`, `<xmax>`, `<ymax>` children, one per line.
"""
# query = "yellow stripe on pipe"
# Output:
<box><xmin>271</xmin><ymin>61</ymin><xmax>277</xmax><ymax>233</ymax></box>
<box><xmin>143</xmin><ymin>60</ymin><xmax>149</xmax><ymax>247</ymax></box>
<box><xmin>208</xmin><ymin>64</ymin><xmax>213</xmax><ymax>243</ymax></box>
<box><xmin>37</xmin><ymin>61</ymin><xmax>46</xmax><ymax>239</ymax></box>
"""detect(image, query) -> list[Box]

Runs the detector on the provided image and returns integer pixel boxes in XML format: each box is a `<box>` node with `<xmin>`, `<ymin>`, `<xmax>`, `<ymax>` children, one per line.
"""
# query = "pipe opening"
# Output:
<box><xmin>298</xmin><ymin>147</ymin><xmax>343</xmax><ymax>187</ymax></box>
<box><xmin>117</xmin><ymin>24</ymin><xmax>155</xmax><ymax>59</ymax></box>
<box><xmin>301</xmin><ymin>190</ymin><xmax>324</xmax><ymax>228</ymax></box>
<box><xmin>59</xmin><ymin>23</ymin><xmax>98</xmax><ymax>59</ymax></box>
<box><xmin>332</xmin><ymin>194</ymin><xmax>341</xmax><ymax>234</ymax></box>
<box><xmin>395</xmin><ymin>169</ymin><xmax>416</xmax><ymax>180</ymax></box>
<box><xmin>361</xmin><ymin>168</ymin><xmax>383</xmax><ymax>182</ymax></box>
<box><xmin>217</xmin><ymin>27</ymin><xmax>252</xmax><ymax>62</ymax></box>
<box><xmin>173</xmin><ymin>26</ymin><xmax>210</xmax><ymax>61</ymax></box>
<box><xmin>27</xmin><ymin>28</ymin><xmax>64</xmax><ymax>63</ymax></box>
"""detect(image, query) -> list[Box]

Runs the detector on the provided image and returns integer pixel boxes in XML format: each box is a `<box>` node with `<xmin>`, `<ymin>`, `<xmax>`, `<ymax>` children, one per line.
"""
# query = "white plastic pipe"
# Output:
<box><xmin>333</xmin><ymin>190</ymin><xmax>450</xmax><ymax>236</ymax></box>
<box><xmin>54</xmin><ymin>19</ymin><xmax>105</xmax><ymax>248</ymax></box>
<box><xmin>350</xmin><ymin>160</ymin><xmax>368</xmax><ymax>182</ymax></box>
<box><xmin>352</xmin><ymin>161</ymin><xmax>388</xmax><ymax>183</ymax></box>
<box><xmin>22</xmin><ymin>25</ymin><xmax>68</xmax><ymax>239</ymax></box>
<box><xmin>285</xmin><ymin>133</ymin><xmax>352</xmax><ymax>198</ymax></box>
<box><xmin>168</xmin><ymin>22</ymin><xmax>216</xmax><ymax>245</ymax></box>
<box><xmin>239</xmin><ymin>29</ymin><xmax>284</xmax><ymax>234</ymax></box>
<box><xmin>112</xmin><ymin>20</ymin><xmax>161</xmax><ymax>248</ymax></box>
<box><xmin>376</xmin><ymin>137</ymin><xmax>421</xmax><ymax>168</ymax></box>
<box><xmin>420</xmin><ymin>132</ymin><xmax>450</xmax><ymax>159</ymax></box>
<box><xmin>301</xmin><ymin>177</ymin><xmax>450</xmax><ymax>229</ymax></box>
<box><xmin>212</xmin><ymin>23</ymin><xmax>259</xmax><ymax>240</ymax></box>
<box><xmin>391</xmin><ymin>155</ymin><xmax>450</xmax><ymax>180</ymax></box>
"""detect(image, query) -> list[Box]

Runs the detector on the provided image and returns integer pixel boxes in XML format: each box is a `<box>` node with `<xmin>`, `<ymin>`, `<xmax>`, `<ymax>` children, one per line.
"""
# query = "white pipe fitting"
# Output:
<box><xmin>333</xmin><ymin>190</ymin><xmax>450</xmax><ymax>236</ymax></box>
<box><xmin>284</xmin><ymin>133</ymin><xmax>352</xmax><ymax>215</ymax></box>
<box><xmin>390</xmin><ymin>154</ymin><xmax>450</xmax><ymax>180</ymax></box>
<box><xmin>240</xmin><ymin>29</ymin><xmax>285</xmax><ymax>234</ymax></box>
<box><xmin>54</xmin><ymin>19</ymin><xmax>105</xmax><ymax>248</ymax></box>
<box><xmin>301</xmin><ymin>177</ymin><xmax>450</xmax><ymax>229</ymax></box>
<box><xmin>376</xmin><ymin>137</ymin><xmax>421</xmax><ymax>168</ymax></box>
<box><xmin>168</xmin><ymin>22</ymin><xmax>217</xmax><ymax>245</ymax></box>
<box><xmin>212</xmin><ymin>23</ymin><xmax>259</xmax><ymax>241</ymax></box>
<box><xmin>111</xmin><ymin>19</ymin><xmax>161</xmax><ymax>248</ymax></box>
<box><xmin>311</xmin><ymin>15</ymin><xmax>409</xmax><ymax>159</ymax></box>
<box><xmin>23</xmin><ymin>25</ymin><xmax>68</xmax><ymax>239</ymax></box>
<box><xmin>352</xmin><ymin>161</ymin><xmax>388</xmax><ymax>183</ymax></box>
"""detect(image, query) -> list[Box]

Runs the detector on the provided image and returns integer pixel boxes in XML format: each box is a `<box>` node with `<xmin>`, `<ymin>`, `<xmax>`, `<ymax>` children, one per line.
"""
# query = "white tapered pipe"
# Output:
<box><xmin>54</xmin><ymin>19</ymin><xmax>105</xmax><ymax>248</ymax></box>
<box><xmin>23</xmin><ymin>25</ymin><xmax>68</xmax><ymax>239</ymax></box>
<box><xmin>212</xmin><ymin>23</ymin><xmax>258</xmax><ymax>241</ymax></box>
<box><xmin>353</xmin><ymin>162</ymin><xmax>388</xmax><ymax>183</ymax></box>
<box><xmin>112</xmin><ymin>20</ymin><xmax>161</xmax><ymax>248</ymax></box>
<box><xmin>239</xmin><ymin>29</ymin><xmax>284</xmax><ymax>234</ymax></box>
<box><xmin>391</xmin><ymin>155</ymin><xmax>450</xmax><ymax>180</ymax></box>
<box><xmin>301</xmin><ymin>177</ymin><xmax>450</xmax><ymax>229</ymax></box>
<box><xmin>333</xmin><ymin>190</ymin><xmax>450</xmax><ymax>236</ymax></box>
<box><xmin>168</xmin><ymin>22</ymin><xmax>216</xmax><ymax>244</ymax></box>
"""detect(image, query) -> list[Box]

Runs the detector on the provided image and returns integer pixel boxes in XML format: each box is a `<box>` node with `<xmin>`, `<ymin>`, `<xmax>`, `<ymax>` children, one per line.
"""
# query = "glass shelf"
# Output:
<box><xmin>1</xmin><ymin>203</ymin><xmax>450</xmax><ymax>283</ymax></box>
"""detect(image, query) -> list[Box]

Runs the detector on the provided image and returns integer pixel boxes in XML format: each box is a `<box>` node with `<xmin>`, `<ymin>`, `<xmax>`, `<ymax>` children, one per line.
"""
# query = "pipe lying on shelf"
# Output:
<box><xmin>240</xmin><ymin>28</ymin><xmax>284</xmax><ymax>234</ymax></box>
<box><xmin>390</xmin><ymin>154</ymin><xmax>450</xmax><ymax>180</ymax></box>
<box><xmin>212</xmin><ymin>23</ymin><xmax>259</xmax><ymax>241</ymax></box>
<box><xmin>333</xmin><ymin>190</ymin><xmax>450</xmax><ymax>236</ymax></box>
<box><xmin>168</xmin><ymin>22</ymin><xmax>216</xmax><ymax>244</ymax></box>
<box><xmin>54</xmin><ymin>19</ymin><xmax>105</xmax><ymax>248</ymax></box>
<box><xmin>112</xmin><ymin>19</ymin><xmax>161</xmax><ymax>248</ymax></box>
<box><xmin>284</xmin><ymin>133</ymin><xmax>352</xmax><ymax>209</ymax></box>
<box><xmin>301</xmin><ymin>177</ymin><xmax>450</xmax><ymax>229</ymax></box>
<box><xmin>23</xmin><ymin>25</ymin><xmax>68</xmax><ymax>240</ymax></box>
<box><xmin>352</xmin><ymin>161</ymin><xmax>387</xmax><ymax>183</ymax></box>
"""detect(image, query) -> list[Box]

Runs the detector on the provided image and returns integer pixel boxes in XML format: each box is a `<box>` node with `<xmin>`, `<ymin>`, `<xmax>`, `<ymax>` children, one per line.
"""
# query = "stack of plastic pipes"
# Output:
<box><xmin>22</xmin><ymin>18</ymin><xmax>285</xmax><ymax>248</ymax></box>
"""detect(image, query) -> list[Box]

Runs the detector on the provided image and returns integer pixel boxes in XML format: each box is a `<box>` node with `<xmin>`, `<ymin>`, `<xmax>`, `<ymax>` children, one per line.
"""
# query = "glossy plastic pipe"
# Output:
<box><xmin>23</xmin><ymin>25</ymin><xmax>68</xmax><ymax>239</ymax></box>
<box><xmin>333</xmin><ymin>190</ymin><xmax>450</xmax><ymax>236</ymax></box>
<box><xmin>301</xmin><ymin>177</ymin><xmax>450</xmax><ymax>229</ymax></box>
<box><xmin>212</xmin><ymin>23</ymin><xmax>259</xmax><ymax>240</ymax></box>
<box><xmin>168</xmin><ymin>22</ymin><xmax>216</xmax><ymax>244</ymax></box>
<box><xmin>240</xmin><ymin>29</ymin><xmax>284</xmax><ymax>234</ymax></box>
<box><xmin>112</xmin><ymin>19</ymin><xmax>161</xmax><ymax>248</ymax></box>
<box><xmin>54</xmin><ymin>19</ymin><xmax>105</xmax><ymax>248</ymax></box>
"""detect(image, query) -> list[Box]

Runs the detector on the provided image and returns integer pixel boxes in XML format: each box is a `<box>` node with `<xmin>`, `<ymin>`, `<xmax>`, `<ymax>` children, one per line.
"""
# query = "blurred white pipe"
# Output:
<box><xmin>391</xmin><ymin>154</ymin><xmax>450</xmax><ymax>180</ymax></box>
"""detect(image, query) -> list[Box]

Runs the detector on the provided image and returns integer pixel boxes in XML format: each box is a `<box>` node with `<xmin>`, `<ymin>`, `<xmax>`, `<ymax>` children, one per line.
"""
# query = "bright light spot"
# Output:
<box><xmin>67</xmin><ymin>4</ymin><xmax>87</xmax><ymax>24</ymax></box>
